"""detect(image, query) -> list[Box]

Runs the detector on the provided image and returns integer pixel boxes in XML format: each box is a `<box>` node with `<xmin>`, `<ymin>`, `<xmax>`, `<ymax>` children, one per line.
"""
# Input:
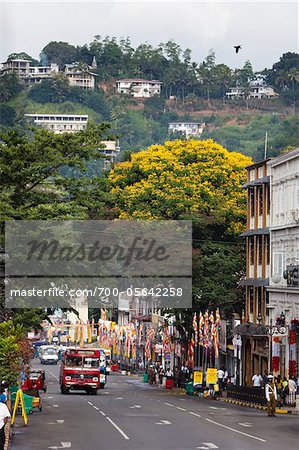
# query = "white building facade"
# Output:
<box><xmin>1</xmin><ymin>59</ymin><xmax>59</xmax><ymax>83</ymax></box>
<box><xmin>168</xmin><ymin>122</ymin><xmax>205</xmax><ymax>138</ymax></box>
<box><xmin>116</xmin><ymin>79</ymin><xmax>162</xmax><ymax>98</ymax></box>
<box><xmin>267</xmin><ymin>148</ymin><xmax>299</xmax><ymax>378</ymax></box>
<box><xmin>24</xmin><ymin>114</ymin><xmax>88</xmax><ymax>133</ymax></box>
<box><xmin>226</xmin><ymin>85</ymin><xmax>279</xmax><ymax>99</ymax></box>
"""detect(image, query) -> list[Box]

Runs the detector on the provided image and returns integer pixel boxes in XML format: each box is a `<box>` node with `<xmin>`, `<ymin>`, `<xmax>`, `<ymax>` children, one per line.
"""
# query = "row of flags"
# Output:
<box><xmin>192</xmin><ymin>309</ymin><xmax>221</xmax><ymax>360</ymax></box>
<box><xmin>47</xmin><ymin>308</ymin><xmax>222</xmax><ymax>365</ymax></box>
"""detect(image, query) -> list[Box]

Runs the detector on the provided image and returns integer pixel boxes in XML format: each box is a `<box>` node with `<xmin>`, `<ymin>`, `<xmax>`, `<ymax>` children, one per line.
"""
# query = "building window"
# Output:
<box><xmin>249</xmin><ymin>287</ymin><xmax>254</xmax><ymax>314</ymax></box>
<box><xmin>258</xmin><ymin>236</ymin><xmax>263</xmax><ymax>264</ymax></box>
<box><xmin>265</xmin><ymin>235</ymin><xmax>270</xmax><ymax>265</ymax></box>
<box><xmin>273</xmin><ymin>252</ymin><xmax>284</xmax><ymax>277</ymax></box>
<box><xmin>257</xmin><ymin>287</ymin><xmax>262</xmax><ymax>315</ymax></box>
<box><xmin>259</xmin><ymin>187</ymin><xmax>263</xmax><ymax>215</ymax></box>
<box><xmin>249</xmin><ymin>237</ymin><xmax>254</xmax><ymax>264</ymax></box>
<box><xmin>250</xmin><ymin>188</ymin><xmax>255</xmax><ymax>217</ymax></box>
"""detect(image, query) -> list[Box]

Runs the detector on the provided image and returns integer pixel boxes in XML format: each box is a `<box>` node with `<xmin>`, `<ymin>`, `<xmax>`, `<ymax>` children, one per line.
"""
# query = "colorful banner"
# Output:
<box><xmin>193</xmin><ymin>370</ymin><xmax>203</xmax><ymax>385</ymax></box>
<box><xmin>206</xmin><ymin>368</ymin><xmax>218</xmax><ymax>385</ymax></box>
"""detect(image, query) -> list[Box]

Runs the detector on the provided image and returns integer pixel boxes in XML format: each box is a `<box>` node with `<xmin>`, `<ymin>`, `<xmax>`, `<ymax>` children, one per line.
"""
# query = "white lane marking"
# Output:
<box><xmin>115</xmin><ymin>397</ymin><xmax>123</xmax><ymax>400</ymax></box>
<box><xmin>88</xmin><ymin>401</ymin><xmax>93</xmax><ymax>406</ymax></box>
<box><xmin>48</xmin><ymin>442</ymin><xmax>71</xmax><ymax>449</ymax></box>
<box><xmin>47</xmin><ymin>396</ymin><xmax>53</xmax><ymax>399</ymax></box>
<box><xmin>238</xmin><ymin>422</ymin><xmax>252</xmax><ymax>428</ymax></box>
<box><xmin>164</xmin><ymin>402</ymin><xmax>173</xmax><ymax>407</ymax></box>
<box><xmin>209</xmin><ymin>406</ymin><xmax>227</xmax><ymax>410</ymax></box>
<box><xmin>50</xmin><ymin>372</ymin><xmax>60</xmax><ymax>381</ymax></box>
<box><xmin>94</xmin><ymin>406</ymin><xmax>99</xmax><ymax>411</ymax></box>
<box><xmin>196</xmin><ymin>444</ymin><xmax>218</xmax><ymax>449</ymax></box>
<box><xmin>52</xmin><ymin>404</ymin><xmax>59</xmax><ymax>408</ymax></box>
<box><xmin>155</xmin><ymin>420</ymin><xmax>171</xmax><ymax>425</ymax></box>
<box><xmin>176</xmin><ymin>406</ymin><xmax>186</xmax><ymax>411</ymax></box>
<box><xmin>57</xmin><ymin>420</ymin><xmax>64</xmax><ymax>424</ymax></box>
<box><xmin>189</xmin><ymin>411</ymin><xmax>201</xmax><ymax>418</ymax></box>
<box><xmin>106</xmin><ymin>416</ymin><xmax>130</xmax><ymax>440</ymax></box>
<box><xmin>205</xmin><ymin>418</ymin><xmax>267</xmax><ymax>442</ymax></box>
<box><xmin>99</xmin><ymin>411</ymin><xmax>106</xmax><ymax>416</ymax></box>
<box><xmin>129</xmin><ymin>405</ymin><xmax>141</xmax><ymax>409</ymax></box>
<box><xmin>124</xmin><ymin>413</ymin><xmax>159</xmax><ymax>417</ymax></box>
<box><xmin>103</xmin><ymin>392</ymin><xmax>109</xmax><ymax>395</ymax></box>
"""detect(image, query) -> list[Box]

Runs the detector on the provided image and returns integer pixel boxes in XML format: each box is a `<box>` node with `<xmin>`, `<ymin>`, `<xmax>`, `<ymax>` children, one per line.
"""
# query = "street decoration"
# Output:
<box><xmin>289</xmin><ymin>328</ymin><xmax>296</xmax><ymax>376</ymax></box>
<box><xmin>193</xmin><ymin>370</ymin><xmax>203</xmax><ymax>385</ymax></box>
<box><xmin>272</xmin><ymin>337</ymin><xmax>280</xmax><ymax>372</ymax></box>
<box><xmin>206</xmin><ymin>368</ymin><xmax>218</xmax><ymax>385</ymax></box>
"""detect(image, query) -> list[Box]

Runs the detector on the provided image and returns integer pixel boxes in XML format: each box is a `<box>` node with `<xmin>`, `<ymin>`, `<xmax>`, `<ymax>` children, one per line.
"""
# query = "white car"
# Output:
<box><xmin>40</xmin><ymin>346</ymin><xmax>59</xmax><ymax>365</ymax></box>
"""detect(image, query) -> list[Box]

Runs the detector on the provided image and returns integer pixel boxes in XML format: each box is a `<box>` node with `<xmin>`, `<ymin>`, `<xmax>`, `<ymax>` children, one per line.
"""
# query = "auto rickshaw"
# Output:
<box><xmin>28</xmin><ymin>370</ymin><xmax>47</xmax><ymax>393</ymax></box>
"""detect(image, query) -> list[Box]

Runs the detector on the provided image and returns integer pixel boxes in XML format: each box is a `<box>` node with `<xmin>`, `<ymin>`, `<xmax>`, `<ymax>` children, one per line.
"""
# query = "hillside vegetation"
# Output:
<box><xmin>1</xmin><ymin>38</ymin><xmax>298</xmax><ymax>161</ymax></box>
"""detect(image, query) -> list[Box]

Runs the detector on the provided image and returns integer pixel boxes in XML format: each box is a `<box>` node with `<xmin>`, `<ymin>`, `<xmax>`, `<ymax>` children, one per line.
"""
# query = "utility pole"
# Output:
<box><xmin>264</xmin><ymin>132</ymin><xmax>268</xmax><ymax>159</ymax></box>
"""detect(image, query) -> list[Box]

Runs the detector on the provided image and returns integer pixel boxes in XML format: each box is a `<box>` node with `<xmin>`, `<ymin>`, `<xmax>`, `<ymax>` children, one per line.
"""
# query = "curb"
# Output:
<box><xmin>217</xmin><ymin>397</ymin><xmax>295</xmax><ymax>414</ymax></box>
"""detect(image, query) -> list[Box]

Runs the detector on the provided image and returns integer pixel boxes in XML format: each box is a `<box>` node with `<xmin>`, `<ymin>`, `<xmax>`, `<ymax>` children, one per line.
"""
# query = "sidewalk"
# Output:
<box><xmin>216</xmin><ymin>396</ymin><xmax>298</xmax><ymax>414</ymax></box>
<box><xmin>142</xmin><ymin>377</ymin><xmax>299</xmax><ymax>414</ymax></box>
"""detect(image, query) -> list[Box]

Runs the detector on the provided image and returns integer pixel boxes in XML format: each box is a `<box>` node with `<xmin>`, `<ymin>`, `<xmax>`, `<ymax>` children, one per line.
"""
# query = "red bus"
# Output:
<box><xmin>59</xmin><ymin>347</ymin><xmax>106</xmax><ymax>395</ymax></box>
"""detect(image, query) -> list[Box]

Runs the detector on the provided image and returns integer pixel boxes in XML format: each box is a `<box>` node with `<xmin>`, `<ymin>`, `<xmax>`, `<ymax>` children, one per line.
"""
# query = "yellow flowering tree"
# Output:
<box><xmin>109</xmin><ymin>139</ymin><xmax>252</xmax><ymax>235</ymax></box>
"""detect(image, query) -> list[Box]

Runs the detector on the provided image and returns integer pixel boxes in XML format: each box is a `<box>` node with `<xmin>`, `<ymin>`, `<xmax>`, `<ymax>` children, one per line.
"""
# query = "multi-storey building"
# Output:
<box><xmin>267</xmin><ymin>148</ymin><xmax>299</xmax><ymax>378</ymax></box>
<box><xmin>116</xmin><ymin>79</ymin><xmax>162</xmax><ymax>98</ymax></box>
<box><xmin>168</xmin><ymin>122</ymin><xmax>205</xmax><ymax>138</ymax></box>
<box><xmin>239</xmin><ymin>159</ymin><xmax>271</xmax><ymax>385</ymax></box>
<box><xmin>24</xmin><ymin>114</ymin><xmax>89</xmax><ymax>133</ymax></box>
<box><xmin>1</xmin><ymin>59</ymin><xmax>59</xmax><ymax>83</ymax></box>
<box><xmin>63</xmin><ymin>64</ymin><xmax>97</xmax><ymax>90</ymax></box>
<box><xmin>226</xmin><ymin>85</ymin><xmax>279</xmax><ymax>99</ymax></box>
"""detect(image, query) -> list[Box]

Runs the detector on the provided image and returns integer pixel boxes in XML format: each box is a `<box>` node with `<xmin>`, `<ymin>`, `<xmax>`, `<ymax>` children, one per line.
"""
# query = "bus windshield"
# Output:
<box><xmin>65</xmin><ymin>356</ymin><xmax>83</xmax><ymax>367</ymax></box>
<box><xmin>83</xmin><ymin>357</ymin><xmax>99</xmax><ymax>368</ymax></box>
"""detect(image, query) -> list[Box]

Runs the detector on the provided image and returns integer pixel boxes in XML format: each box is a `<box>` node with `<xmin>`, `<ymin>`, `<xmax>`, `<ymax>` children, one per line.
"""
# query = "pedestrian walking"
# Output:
<box><xmin>265</xmin><ymin>375</ymin><xmax>277</xmax><ymax>417</ymax></box>
<box><xmin>275</xmin><ymin>375</ymin><xmax>283</xmax><ymax>406</ymax></box>
<box><xmin>262</xmin><ymin>370</ymin><xmax>268</xmax><ymax>386</ymax></box>
<box><xmin>252</xmin><ymin>372</ymin><xmax>263</xmax><ymax>387</ymax></box>
<box><xmin>0</xmin><ymin>394</ymin><xmax>10</xmax><ymax>450</ymax></box>
<box><xmin>217</xmin><ymin>367</ymin><xmax>224</xmax><ymax>390</ymax></box>
<box><xmin>286</xmin><ymin>376</ymin><xmax>297</xmax><ymax>407</ymax></box>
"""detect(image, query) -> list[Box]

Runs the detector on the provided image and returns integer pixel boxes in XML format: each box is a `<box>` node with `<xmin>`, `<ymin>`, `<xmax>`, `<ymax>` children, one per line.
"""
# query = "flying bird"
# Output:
<box><xmin>234</xmin><ymin>45</ymin><xmax>242</xmax><ymax>54</ymax></box>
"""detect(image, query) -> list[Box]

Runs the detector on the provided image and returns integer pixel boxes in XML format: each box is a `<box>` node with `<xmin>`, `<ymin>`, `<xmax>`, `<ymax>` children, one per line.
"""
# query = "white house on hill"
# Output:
<box><xmin>116</xmin><ymin>79</ymin><xmax>162</xmax><ymax>98</ymax></box>
<box><xmin>168</xmin><ymin>122</ymin><xmax>205</xmax><ymax>138</ymax></box>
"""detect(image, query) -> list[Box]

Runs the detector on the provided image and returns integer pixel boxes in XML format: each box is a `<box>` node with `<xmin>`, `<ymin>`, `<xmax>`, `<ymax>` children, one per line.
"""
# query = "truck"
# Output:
<box><xmin>59</xmin><ymin>347</ymin><xmax>107</xmax><ymax>395</ymax></box>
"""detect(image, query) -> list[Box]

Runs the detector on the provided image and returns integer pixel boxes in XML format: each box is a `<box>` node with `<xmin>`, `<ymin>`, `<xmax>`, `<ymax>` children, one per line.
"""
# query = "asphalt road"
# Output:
<box><xmin>11</xmin><ymin>361</ymin><xmax>299</xmax><ymax>450</ymax></box>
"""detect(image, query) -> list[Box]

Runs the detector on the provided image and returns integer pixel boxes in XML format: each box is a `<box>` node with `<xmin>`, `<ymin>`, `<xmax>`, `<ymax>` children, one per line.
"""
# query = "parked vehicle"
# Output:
<box><xmin>40</xmin><ymin>345</ymin><xmax>59</xmax><ymax>365</ymax></box>
<box><xmin>59</xmin><ymin>347</ymin><xmax>106</xmax><ymax>395</ymax></box>
<box><xmin>28</xmin><ymin>370</ymin><xmax>47</xmax><ymax>392</ymax></box>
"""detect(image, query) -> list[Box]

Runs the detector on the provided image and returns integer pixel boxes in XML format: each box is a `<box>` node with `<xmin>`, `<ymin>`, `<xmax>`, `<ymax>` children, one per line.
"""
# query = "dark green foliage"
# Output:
<box><xmin>42</xmin><ymin>41</ymin><xmax>77</xmax><ymax>67</ymax></box>
<box><xmin>28</xmin><ymin>75</ymin><xmax>71</xmax><ymax>103</ymax></box>
<box><xmin>7</xmin><ymin>52</ymin><xmax>39</xmax><ymax>66</ymax></box>
<box><xmin>0</xmin><ymin>104</ymin><xmax>16</xmax><ymax>126</ymax></box>
<box><xmin>0</xmin><ymin>73</ymin><xmax>23</xmax><ymax>102</ymax></box>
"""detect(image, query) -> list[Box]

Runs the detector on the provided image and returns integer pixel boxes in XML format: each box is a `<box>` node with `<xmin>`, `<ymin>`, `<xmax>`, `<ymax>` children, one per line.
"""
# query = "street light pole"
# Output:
<box><xmin>269</xmin><ymin>318</ymin><xmax>273</xmax><ymax>373</ymax></box>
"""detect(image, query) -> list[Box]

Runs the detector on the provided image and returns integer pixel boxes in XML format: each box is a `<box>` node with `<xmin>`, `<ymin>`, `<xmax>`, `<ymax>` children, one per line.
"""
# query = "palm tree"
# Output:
<box><xmin>287</xmin><ymin>68</ymin><xmax>299</xmax><ymax>113</ymax></box>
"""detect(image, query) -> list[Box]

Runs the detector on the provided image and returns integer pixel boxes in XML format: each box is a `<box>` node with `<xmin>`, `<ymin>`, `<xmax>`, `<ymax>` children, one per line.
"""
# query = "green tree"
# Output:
<box><xmin>198</xmin><ymin>50</ymin><xmax>216</xmax><ymax>107</ymax></box>
<box><xmin>0</xmin><ymin>73</ymin><xmax>23</xmax><ymax>102</ymax></box>
<box><xmin>42</xmin><ymin>41</ymin><xmax>77</xmax><ymax>67</ymax></box>
<box><xmin>0</xmin><ymin>104</ymin><xmax>16</xmax><ymax>126</ymax></box>
<box><xmin>0</xmin><ymin>123</ymin><xmax>112</xmax><ymax>221</ymax></box>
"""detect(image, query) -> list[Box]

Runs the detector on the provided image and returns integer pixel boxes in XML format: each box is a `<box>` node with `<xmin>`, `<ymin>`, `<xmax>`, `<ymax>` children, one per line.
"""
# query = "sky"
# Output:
<box><xmin>1</xmin><ymin>1</ymin><xmax>298</xmax><ymax>71</ymax></box>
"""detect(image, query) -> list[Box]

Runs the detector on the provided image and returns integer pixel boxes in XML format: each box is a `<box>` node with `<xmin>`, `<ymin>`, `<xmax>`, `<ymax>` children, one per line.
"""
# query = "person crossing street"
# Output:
<box><xmin>265</xmin><ymin>375</ymin><xmax>277</xmax><ymax>417</ymax></box>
